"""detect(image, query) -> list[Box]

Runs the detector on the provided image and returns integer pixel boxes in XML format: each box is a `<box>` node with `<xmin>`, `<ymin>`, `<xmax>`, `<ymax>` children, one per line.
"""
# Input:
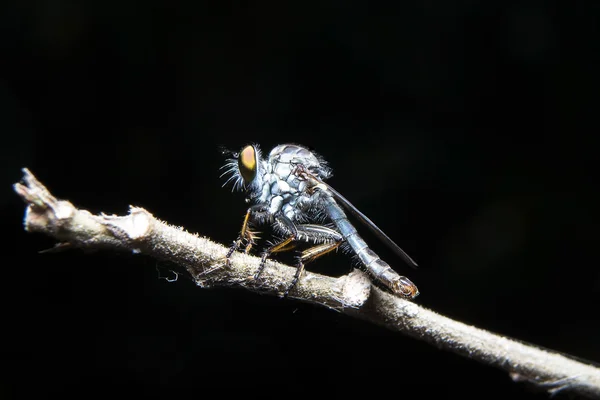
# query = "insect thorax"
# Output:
<box><xmin>251</xmin><ymin>145</ymin><xmax>330</xmax><ymax>222</ymax></box>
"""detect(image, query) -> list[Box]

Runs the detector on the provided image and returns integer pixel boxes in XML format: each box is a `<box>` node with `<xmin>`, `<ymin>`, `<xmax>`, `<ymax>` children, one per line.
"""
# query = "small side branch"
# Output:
<box><xmin>14</xmin><ymin>168</ymin><xmax>600</xmax><ymax>399</ymax></box>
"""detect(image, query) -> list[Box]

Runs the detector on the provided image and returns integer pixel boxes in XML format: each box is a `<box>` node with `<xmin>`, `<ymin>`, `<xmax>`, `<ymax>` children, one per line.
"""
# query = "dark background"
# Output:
<box><xmin>1</xmin><ymin>1</ymin><xmax>599</xmax><ymax>399</ymax></box>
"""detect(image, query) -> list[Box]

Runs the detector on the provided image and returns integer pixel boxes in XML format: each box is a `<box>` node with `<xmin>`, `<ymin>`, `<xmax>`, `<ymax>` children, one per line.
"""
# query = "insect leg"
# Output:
<box><xmin>254</xmin><ymin>219</ymin><xmax>344</xmax><ymax>297</ymax></box>
<box><xmin>282</xmin><ymin>224</ymin><xmax>343</xmax><ymax>296</ymax></box>
<box><xmin>283</xmin><ymin>240</ymin><xmax>342</xmax><ymax>297</ymax></box>
<box><xmin>226</xmin><ymin>204</ymin><xmax>267</xmax><ymax>265</ymax></box>
<box><xmin>255</xmin><ymin>214</ymin><xmax>298</xmax><ymax>280</ymax></box>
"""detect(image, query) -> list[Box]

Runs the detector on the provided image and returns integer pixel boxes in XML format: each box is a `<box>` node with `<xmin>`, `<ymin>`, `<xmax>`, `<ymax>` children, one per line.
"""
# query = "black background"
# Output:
<box><xmin>1</xmin><ymin>1</ymin><xmax>599</xmax><ymax>399</ymax></box>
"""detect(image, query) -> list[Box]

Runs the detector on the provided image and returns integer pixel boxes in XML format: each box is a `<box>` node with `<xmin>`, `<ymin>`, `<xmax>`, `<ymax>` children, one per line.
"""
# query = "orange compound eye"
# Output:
<box><xmin>238</xmin><ymin>145</ymin><xmax>257</xmax><ymax>183</ymax></box>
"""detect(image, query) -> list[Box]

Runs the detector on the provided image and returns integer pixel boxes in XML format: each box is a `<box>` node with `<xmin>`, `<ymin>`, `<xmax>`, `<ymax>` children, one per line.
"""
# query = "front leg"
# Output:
<box><xmin>226</xmin><ymin>204</ymin><xmax>267</xmax><ymax>264</ymax></box>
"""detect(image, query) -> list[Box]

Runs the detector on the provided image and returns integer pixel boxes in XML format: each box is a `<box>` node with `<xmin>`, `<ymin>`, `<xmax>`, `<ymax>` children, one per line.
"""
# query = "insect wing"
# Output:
<box><xmin>322</xmin><ymin>182</ymin><xmax>418</xmax><ymax>269</ymax></box>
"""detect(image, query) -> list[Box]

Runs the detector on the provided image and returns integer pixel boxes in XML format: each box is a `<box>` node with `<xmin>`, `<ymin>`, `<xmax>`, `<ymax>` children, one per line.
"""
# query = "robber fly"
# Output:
<box><xmin>221</xmin><ymin>143</ymin><xmax>419</xmax><ymax>299</ymax></box>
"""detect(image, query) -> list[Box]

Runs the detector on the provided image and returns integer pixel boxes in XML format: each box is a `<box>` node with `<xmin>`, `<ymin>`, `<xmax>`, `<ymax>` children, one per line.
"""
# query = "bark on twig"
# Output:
<box><xmin>14</xmin><ymin>168</ymin><xmax>600</xmax><ymax>399</ymax></box>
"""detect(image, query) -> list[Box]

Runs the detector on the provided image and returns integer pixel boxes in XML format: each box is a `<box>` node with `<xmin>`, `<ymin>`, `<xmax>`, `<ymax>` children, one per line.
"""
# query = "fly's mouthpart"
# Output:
<box><xmin>392</xmin><ymin>277</ymin><xmax>420</xmax><ymax>299</ymax></box>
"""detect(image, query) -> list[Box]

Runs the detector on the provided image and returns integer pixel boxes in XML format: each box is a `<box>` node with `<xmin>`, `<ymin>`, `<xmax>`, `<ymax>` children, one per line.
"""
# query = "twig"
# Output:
<box><xmin>14</xmin><ymin>168</ymin><xmax>600</xmax><ymax>399</ymax></box>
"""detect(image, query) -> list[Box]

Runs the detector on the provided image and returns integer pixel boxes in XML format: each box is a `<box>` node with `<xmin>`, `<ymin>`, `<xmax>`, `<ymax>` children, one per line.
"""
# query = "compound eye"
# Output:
<box><xmin>238</xmin><ymin>145</ymin><xmax>257</xmax><ymax>183</ymax></box>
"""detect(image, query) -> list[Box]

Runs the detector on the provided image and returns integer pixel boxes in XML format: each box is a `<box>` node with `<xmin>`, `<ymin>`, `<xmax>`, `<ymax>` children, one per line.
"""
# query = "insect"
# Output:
<box><xmin>221</xmin><ymin>143</ymin><xmax>419</xmax><ymax>299</ymax></box>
